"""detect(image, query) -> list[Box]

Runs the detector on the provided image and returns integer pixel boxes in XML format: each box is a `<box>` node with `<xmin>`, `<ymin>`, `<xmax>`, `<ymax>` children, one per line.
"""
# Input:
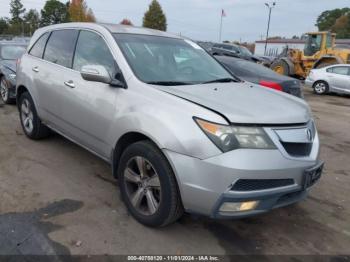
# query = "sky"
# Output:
<box><xmin>0</xmin><ymin>0</ymin><xmax>349</xmax><ymax>42</ymax></box>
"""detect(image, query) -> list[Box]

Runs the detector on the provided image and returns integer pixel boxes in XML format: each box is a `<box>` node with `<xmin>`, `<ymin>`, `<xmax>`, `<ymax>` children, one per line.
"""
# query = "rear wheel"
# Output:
<box><xmin>19</xmin><ymin>92</ymin><xmax>50</xmax><ymax>139</ymax></box>
<box><xmin>0</xmin><ymin>77</ymin><xmax>15</xmax><ymax>104</ymax></box>
<box><xmin>118</xmin><ymin>141</ymin><xmax>183</xmax><ymax>227</ymax></box>
<box><xmin>271</xmin><ymin>60</ymin><xmax>290</xmax><ymax>76</ymax></box>
<box><xmin>313</xmin><ymin>81</ymin><xmax>329</xmax><ymax>95</ymax></box>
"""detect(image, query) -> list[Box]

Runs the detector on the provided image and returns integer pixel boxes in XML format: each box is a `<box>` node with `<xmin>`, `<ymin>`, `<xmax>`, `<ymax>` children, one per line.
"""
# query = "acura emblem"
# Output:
<box><xmin>306</xmin><ymin>128</ymin><xmax>313</xmax><ymax>142</ymax></box>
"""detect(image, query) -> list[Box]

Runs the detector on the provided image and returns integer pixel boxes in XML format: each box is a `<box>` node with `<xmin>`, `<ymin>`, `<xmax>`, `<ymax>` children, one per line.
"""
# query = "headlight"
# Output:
<box><xmin>195</xmin><ymin>118</ymin><xmax>276</xmax><ymax>152</ymax></box>
<box><xmin>8</xmin><ymin>73</ymin><xmax>16</xmax><ymax>80</ymax></box>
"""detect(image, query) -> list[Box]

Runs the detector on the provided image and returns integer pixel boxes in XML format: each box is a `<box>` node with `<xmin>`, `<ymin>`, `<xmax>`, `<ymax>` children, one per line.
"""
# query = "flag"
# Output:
<box><xmin>221</xmin><ymin>9</ymin><xmax>226</xmax><ymax>17</ymax></box>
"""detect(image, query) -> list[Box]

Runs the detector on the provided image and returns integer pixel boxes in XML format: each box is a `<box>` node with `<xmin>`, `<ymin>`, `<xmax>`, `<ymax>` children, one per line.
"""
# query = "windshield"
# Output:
<box><xmin>0</xmin><ymin>45</ymin><xmax>26</xmax><ymax>60</ymax></box>
<box><xmin>114</xmin><ymin>34</ymin><xmax>232</xmax><ymax>85</ymax></box>
<box><xmin>239</xmin><ymin>46</ymin><xmax>252</xmax><ymax>56</ymax></box>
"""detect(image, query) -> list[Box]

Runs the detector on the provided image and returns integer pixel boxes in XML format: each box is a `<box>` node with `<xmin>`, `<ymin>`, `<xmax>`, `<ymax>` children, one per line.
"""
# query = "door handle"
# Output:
<box><xmin>32</xmin><ymin>66</ymin><xmax>39</xmax><ymax>73</ymax></box>
<box><xmin>64</xmin><ymin>80</ymin><xmax>75</xmax><ymax>88</ymax></box>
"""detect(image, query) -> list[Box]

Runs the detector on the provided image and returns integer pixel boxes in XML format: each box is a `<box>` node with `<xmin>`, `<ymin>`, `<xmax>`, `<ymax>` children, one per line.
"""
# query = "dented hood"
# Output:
<box><xmin>156</xmin><ymin>82</ymin><xmax>311</xmax><ymax>125</ymax></box>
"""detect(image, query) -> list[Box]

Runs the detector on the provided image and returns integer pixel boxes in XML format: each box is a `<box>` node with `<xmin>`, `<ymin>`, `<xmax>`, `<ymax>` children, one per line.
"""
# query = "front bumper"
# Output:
<box><xmin>163</xmin><ymin>129</ymin><xmax>321</xmax><ymax>218</ymax></box>
<box><xmin>304</xmin><ymin>78</ymin><xmax>314</xmax><ymax>88</ymax></box>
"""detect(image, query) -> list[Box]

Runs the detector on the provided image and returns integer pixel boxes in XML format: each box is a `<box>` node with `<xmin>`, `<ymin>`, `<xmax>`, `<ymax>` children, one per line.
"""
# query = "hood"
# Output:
<box><xmin>156</xmin><ymin>82</ymin><xmax>310</xmax><ymax>125</ymax></box>
<box><xmin>1</xmin><ymin>60</ymin><xmax>16</xmax><ymax>73</ymax></box>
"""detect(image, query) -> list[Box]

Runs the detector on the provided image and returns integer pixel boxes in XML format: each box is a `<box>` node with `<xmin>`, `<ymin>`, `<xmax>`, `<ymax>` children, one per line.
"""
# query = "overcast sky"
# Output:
<box><xmin>0</xmin><ymin>0</ymin><xmax>349</xmax><ymax>42</ymax></box>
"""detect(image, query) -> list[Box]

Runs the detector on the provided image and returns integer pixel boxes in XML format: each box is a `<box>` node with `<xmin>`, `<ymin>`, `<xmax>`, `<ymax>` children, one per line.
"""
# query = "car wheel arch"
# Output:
<box><xmin>111</xmin><ymin>132</ymin><xmax>164</xmax><ymax>178</ymax></box>
<box><xmin>16</xmin><ymin>85</ymin><xmax>29</xmax><ymax>107</ymax></box>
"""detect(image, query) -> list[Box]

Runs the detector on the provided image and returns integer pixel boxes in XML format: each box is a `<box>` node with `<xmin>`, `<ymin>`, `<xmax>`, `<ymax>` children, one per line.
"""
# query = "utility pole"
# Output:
<box><xmin>219</xmin><ymin>9</ymin><xmax>226</xmax><ymax>42</ymax></box>
<box><xmin>264</xmin><ymin>2</ymin><xmax>276</xmax><ymax>55</ymax></box>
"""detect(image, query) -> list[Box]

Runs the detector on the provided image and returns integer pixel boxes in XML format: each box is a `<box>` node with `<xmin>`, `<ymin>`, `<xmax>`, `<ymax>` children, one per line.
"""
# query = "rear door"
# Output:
<box><xmin>326</xmin><ymin>66</ymin><xmax>350</xmax><ymax>91</ymax></box>
<box><xmin>34</xmin><ymin>29</ymin><xmax>79</xmax><ymax>126</ymax></box>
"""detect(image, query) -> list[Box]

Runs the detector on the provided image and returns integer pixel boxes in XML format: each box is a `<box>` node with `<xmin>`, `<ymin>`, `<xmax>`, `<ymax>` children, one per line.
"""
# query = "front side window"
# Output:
<box><xmin>114</xmin><ymin>34</ymin><xmax>232</xmax><ymax>84</ymax></box>
<box><xmin>304</xmin><ymin>34</ymin><xmax>322</xmax><ymax>56</ymax></box>
<box><xmin>44</xmin><ymin>29</ymin><xmax>79</xmax><ymax>68</ymax></box>
<box><xmin>0</xmin><ymin>45</ymin><xmax>26</xmax><ymax>60</ymax></box>
<box><xmin>73</xmin><ymin>30</ymin><xmax>115</xmax><ymax>77</ymax></box>
<box><xmin>29</xmin><ymin>32</ymin><xmax>50</xmax><ymax>58</ymax></box>
<box><xmin>330</xmin><ymin>66</ymin><xmax>349</xmax><ymax>76</ymax></box>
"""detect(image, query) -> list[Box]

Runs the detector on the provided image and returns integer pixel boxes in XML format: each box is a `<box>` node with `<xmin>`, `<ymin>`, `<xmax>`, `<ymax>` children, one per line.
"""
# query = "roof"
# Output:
<box><xmin>33</xmin><ymin>22</ymin><xmax>181</xmax><ymax>39</ymax></box>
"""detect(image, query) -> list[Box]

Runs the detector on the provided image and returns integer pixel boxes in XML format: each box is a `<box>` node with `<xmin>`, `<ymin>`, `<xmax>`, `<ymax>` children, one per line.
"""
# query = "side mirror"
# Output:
<box><xmin>81</xmin><ymin>65</ymin><xmax>112</xmax><ymax>84</ymax></box>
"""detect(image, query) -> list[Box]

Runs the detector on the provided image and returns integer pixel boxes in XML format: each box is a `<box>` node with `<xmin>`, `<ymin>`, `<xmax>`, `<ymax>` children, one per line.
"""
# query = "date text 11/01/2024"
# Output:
<box><xmin>127</xmin><ymin>256</ymin><xmax>220</xmax><ymax>261</ymax></box>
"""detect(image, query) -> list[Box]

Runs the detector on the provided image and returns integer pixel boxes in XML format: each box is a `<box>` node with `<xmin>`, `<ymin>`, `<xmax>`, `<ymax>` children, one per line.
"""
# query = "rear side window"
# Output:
<box><xmin>329</xmin><ymin>66</ymin><xmax>349</xmax><ymax>76</ymax></box>
<box><xmin>29</xmin><ymin>32</ymin><xmax>50</xmax><ymax>58</ymax></box>
<box><xmin>44</xmin><ymin>29</ymin><xmax>79</xmax><ymax>68</ymax></box>
<box><xmin>73</xmin><ymin>30</ymin><xmax>115</xmax><ymax>77</ymax></box>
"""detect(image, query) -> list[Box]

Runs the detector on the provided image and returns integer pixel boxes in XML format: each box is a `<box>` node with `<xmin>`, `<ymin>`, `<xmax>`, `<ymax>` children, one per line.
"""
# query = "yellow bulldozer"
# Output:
<box><xmin>270</xmin><ymin>31</ymin><xmax>350</xmax><ymax>79</ymax></box>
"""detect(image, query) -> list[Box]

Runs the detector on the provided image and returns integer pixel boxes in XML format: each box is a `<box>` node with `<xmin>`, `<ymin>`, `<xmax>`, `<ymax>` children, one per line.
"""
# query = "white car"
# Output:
<box><xmin>305</xmin><ymin>64</ymin><xmax>350</xmax><ymax>95</ymax></box>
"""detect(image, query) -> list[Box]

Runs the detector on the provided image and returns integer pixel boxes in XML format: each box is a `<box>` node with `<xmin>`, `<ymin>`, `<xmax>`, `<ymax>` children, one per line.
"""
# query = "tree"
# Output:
<box><xmin>24</xmin><ymin>9</ymin><xmax>40</xmax><ymax>35</ymax></box>
<box><xmin>69</xmin><ymin>0</ymin><xmax>96</xmax><ymax>22</ymax></box>
<box><xmin>40</xmin><ymin>0</ymin><xmax>69</xmax><ymax>26</ymax></box>
<box><xmin>331</xmin><ymin>14</ymin><xmax>350</xmax><ymax>38</ymax></box>
<box><xmin>143</xmin><ymin>0</ymin><xmax>167</xmax><ymax>31</ymax></box>
<box><xmin>316</xmin><ymin>8</ymin><xmax>350</xmax><ymax>39</ymax></box>
<box><xmin>0</xmin><ymin>18</ymin><xmax>9</xmax><ymax>35</ymax></box>
<box><xmin>316</xmin><ymin>8</ymin><xmax>350</xmax><ymax>31</ymax></box>
<box><xmin>120</xmin><ymin>18</ymin><xmax>133</xmax><ymax>26</ymax></box>
<box><xmin>10</xmin><ymin>0</ymin><xmax>26</xmax><ymax>25</ymax></box>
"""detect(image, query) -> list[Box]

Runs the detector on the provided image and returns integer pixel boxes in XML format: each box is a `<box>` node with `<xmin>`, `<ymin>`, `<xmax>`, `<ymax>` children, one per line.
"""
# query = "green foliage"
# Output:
<box><xmin>316</xmin><ymin>8</ymin><xmax>350</xmax><ymax>38</ymax></box>
<box><xmin>40</xmin><ymin>0</ymin><xmax>70</xmax><ymax>26</ymax></box>
<box><xmin>10</xmin><ymin>0</ymin><xmax>26</xmax><ymax>25</ymax></box>
<box><xmin>24</xmin><ymin>9</ymin><xmax>40</xmax><ymax>34</ymax></box>
<box><xmin>143</xmin><ymin>0</ymin><xmax>167</xmax><ymax>31</ymax></box>
<box><xmin>316</xmin><ymin>8</ymin><xmax>350</xmax><ymax>31</ymax></box>
<box><xmin>0</xmin><ymin>18</ymin><xmax>9</xmax><ymax>35</ymax></box>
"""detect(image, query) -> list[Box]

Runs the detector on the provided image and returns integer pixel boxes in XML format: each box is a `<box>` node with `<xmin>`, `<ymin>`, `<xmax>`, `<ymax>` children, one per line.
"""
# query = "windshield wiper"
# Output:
<box><xmin>146</xmin><ymin>81</ymin><xmax>192</xmax><ymax>86</ymax></box>
<box><xmin>203</xmin><ymin>78</ymin><xmax>238</xmax><ymax>84</ymax></box>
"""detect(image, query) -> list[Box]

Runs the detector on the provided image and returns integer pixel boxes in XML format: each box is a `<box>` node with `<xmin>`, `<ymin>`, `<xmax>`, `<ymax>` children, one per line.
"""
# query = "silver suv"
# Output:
<box><xmin>16</xmin><ymin>23</ymin><xmax>323</xmax><ymax>227</ymax></box>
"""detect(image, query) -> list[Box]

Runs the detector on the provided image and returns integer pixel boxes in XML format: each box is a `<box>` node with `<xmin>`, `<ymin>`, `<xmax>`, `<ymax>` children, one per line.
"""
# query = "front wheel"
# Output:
<box><xmin>271</xmin><ymin>60</ymin><xmax>290</xmax><ymax>76</ymax></box>
<box><xmin>0</xmin><ymin>77</ymin><xmax>15</xmax><ymax>104</ymax></box>
<box><xmin>117</xmin><ymin>141</ymin><xmax>183</xmax><ymax>227</ymax></box>
<box><xmin>313</xmin><ymin>81</ymin><xmax>329</xmax><ymax>95</ymax></box>
<box><xmin>19</xmin><ymin>92</ymin><xmax>50</xmax><ymax>139</ymax></box>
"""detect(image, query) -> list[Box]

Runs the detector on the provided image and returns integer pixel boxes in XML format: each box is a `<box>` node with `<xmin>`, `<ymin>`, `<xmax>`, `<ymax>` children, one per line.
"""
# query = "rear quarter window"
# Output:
<box><xmin>29</xmin><ymin>32</ymin><xmax>50</xmax><ymax>58</ymax></box>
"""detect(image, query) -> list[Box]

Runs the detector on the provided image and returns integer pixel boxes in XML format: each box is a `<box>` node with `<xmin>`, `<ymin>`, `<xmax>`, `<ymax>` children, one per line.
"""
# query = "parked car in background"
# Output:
<box><xmin>196</xmin><ymin>41</ymin><xmax>215</xmax><ymax>52</ymax></box>
<box><xmin>216</xmin><ymin>56</ymin><xmax>303</xmax><ymax>98</ymax></box>
<box><xmin>305</xmin><ymin>64</ymin><xmax>350</xmax><ymax>95</ymax></box>
<box><xmin>0</xmin><ymin>42</ymin><xmax>27</xmax><ymax>104</ymax></box>
<box><xmin>17</xmin><ymin>23</ymin><xmax>322</xmax><ymax>227</ymax></box>
<box><xmin>211</xmin><ymin>42</ymin><xmax>266</xmax><ymax>65</ymax></box>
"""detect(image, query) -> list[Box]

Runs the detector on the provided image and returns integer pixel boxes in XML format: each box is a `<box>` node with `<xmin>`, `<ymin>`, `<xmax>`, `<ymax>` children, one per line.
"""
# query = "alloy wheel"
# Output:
<box><xmin>0</xmin><ymin>79</ymin><xmax>8</xmax><ymax>102</ymax></box>
<box><xmin>123</xmin><ymin>156</ymin><xmax>161</xmax><ymax>215</ymax></box>
<box><xmin>21</xmin><ymin>98</ymin><xmax>34</xmax><ymax>134</ymax></box>
<box><xmin>314</xmin><ymin>82</ymin><xmax>326</xmax><ymax>94</ymax></box>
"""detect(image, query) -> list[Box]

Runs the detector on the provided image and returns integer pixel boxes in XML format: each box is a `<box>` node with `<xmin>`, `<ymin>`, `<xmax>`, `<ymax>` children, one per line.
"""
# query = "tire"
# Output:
<box><xmin>117</xmin><ymin>140</ymin><xmax>183</xmax><ymax>227</ymax></box>
<box><xmin>313</xmin><ymin>81</ymin><xmax>329</xmax><ymax>95</ymax></box>
<box><xmin>0</xmin><ymin>76</ymin><xmax>15</xmax><ymax>104</ymax></box>
<box><xmin>271</xmin><ymin>60</ymin><xmax>290</xmax><ymax>76</ymax></box>
<box><xmin>18</xmin><ymin>92</ymin><xmax>50</xmax><ymax>139</ymax></box>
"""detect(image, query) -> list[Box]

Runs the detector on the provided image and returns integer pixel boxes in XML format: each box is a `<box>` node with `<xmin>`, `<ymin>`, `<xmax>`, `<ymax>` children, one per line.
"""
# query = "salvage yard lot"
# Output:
<box><xmin>0</xmin><ymin>87</ymin><xmax>349</xmax><ymax>255</ymax></box>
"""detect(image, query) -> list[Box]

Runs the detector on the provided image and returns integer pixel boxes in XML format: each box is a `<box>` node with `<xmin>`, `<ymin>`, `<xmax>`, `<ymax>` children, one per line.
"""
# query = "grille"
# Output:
<box><xmin>231</xmin><ymin>179</ymin><xmax>294</xmax><ymax>191</ymax></box>
<box><xmin>281</xmin><ymin>142</ymin><xmax>312</xmax><ymax>157</ymax></box>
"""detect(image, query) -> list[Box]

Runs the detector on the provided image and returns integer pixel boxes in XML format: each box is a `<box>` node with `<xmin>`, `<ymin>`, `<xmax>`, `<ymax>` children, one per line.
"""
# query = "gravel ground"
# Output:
<box><xmin>0</xmin><ymin>87</ymin><xmax>349</xmax><ymax>256</ymax></box>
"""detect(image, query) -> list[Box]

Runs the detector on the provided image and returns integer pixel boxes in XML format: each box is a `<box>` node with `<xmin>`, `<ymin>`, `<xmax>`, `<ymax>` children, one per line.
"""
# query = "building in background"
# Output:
<box><xmin>255</xmin><ymin>38</ymin><xmax>350</xmax><ymax>57</ymax></box>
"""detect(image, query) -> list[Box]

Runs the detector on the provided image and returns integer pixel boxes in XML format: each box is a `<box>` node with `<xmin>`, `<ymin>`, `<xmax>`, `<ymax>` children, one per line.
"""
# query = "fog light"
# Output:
<box><xmin>219</xmin><ymin>201</ymin><xmax>259</xmax><ymax>212</ymax></box>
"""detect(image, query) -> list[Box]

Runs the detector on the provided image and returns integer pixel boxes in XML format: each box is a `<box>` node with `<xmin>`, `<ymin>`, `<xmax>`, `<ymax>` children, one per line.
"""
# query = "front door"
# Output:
<box><xmin>327</xmin><ymin>66</ymin><xmax>350</xmax><ymax>91</ymax></box>
<box><xmin>60</xmin><ymin>30</ymin><xmax>119</xmax><ymax>158</ymax></box>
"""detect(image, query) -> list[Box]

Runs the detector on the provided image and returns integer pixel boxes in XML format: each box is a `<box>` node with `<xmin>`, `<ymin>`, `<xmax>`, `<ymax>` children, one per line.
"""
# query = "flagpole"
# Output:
<box><xmin>219</xmin><ymin>12</ymin><xmax>223</xmax><ymax>42</ymax></box>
